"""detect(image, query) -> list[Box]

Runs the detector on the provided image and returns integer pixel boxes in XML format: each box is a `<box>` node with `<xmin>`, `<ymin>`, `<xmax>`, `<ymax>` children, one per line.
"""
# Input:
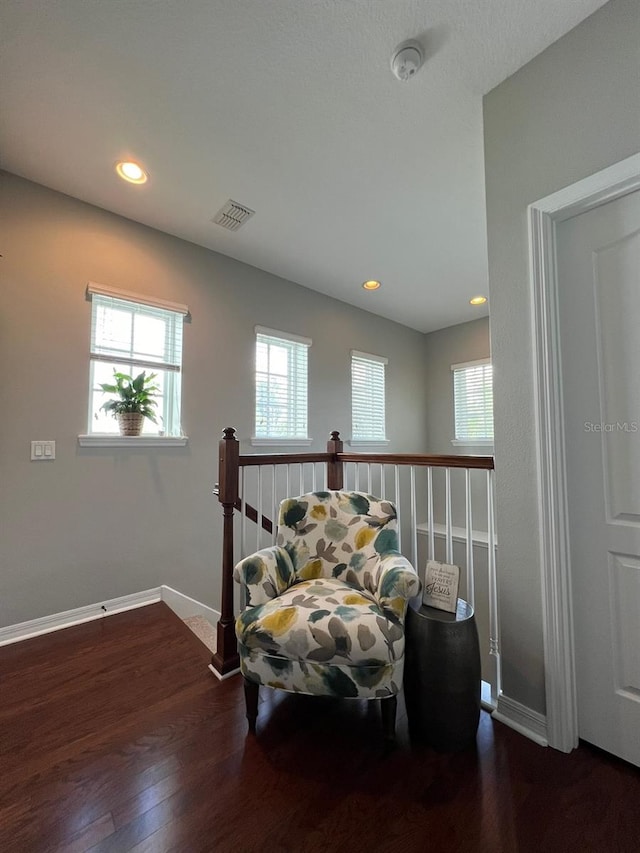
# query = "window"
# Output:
<box><xmin>254</xmin><ymin>327</ymin><xmax>310</xmax><ymax>442</ymax></box>
<box><xmin>87</xmin><ymin>283</ymin><xmax>187</xmax><ymax>436</ymax></box>
<box><xmin>351</xmin><ymin>350</ymin><xmax>387</xmax><ymax>443</ymax></box>
<box><xmin>452</xmin><ymin>358</ymin><xmax>494</xmax><ymax>444</ymax></box>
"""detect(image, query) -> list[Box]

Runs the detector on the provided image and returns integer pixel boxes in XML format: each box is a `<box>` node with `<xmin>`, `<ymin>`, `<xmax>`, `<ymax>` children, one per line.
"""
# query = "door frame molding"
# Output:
<box><xmin>528</xmin><ymin>152</ymin><xmax>640</xmax><ymax>752</ymax></box>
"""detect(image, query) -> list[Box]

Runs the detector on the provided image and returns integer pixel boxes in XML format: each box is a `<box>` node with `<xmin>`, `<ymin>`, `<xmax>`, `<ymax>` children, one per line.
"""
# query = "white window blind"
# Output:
<box><xmin>452</xmin><ymin>359</ymin><xmax>494</xmax><ymax>442</ymax></box>
<box><xmin>351</xmin><ymin>350</ymin><xmax>387</xmax><ymax>441</ymax></box>
<box><xmin>88</xmin><ymin>290</ymin><xmax>185</xmax><ymax>436</ymax></box>
<box><xmin>255</xmin><ymin>328</ymin><xmax>310</xmax><ymax>440</ymax></box>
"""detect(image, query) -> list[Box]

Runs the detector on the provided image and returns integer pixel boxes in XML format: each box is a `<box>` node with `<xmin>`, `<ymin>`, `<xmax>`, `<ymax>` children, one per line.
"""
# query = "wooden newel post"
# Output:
<box><xmin>211</xmin><ymin>427</ymin><xmax>241</xmax><ymax>676</ymax></box>
<box><xmin>326</xmin><ymin>430</ymin><xmax>344</xmax><ymax>490</ymax></box>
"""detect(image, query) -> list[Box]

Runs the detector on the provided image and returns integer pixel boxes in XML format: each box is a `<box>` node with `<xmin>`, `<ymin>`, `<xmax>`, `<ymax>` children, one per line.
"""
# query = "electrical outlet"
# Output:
<box><xmin>31</xmin><ymin>440</ymin><xmax>56</xmax><ymax>461</ymax></box>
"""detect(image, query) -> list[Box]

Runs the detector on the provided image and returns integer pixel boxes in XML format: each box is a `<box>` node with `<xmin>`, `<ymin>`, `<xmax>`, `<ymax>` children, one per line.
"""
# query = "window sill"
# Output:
<box><xmin>451</xmin><ymin>439</ymin><xmax>494</xmax><ymax>449</ymax></box>
<box><xmin>250</xmin><ymin>438</ymin><xmax>313</xmax><ymax>446</ymax></box>
<box><xmin>78</xmin><ymin>435</ymin><xmax>189</xmax><ymax>448</ymax></box>
<box><xmin>348</xmin><ymin>439</ymin><xmax>390</xmax><ymax>447</ymax></box>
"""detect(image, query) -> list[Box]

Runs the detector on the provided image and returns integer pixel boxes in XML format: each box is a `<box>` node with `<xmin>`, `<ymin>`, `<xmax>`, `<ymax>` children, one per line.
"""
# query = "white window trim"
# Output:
<box><xmin>350</xmin><ymin>349</ymin><xmax>388</xmax><ymax>443</ymax></box>
<box><xmin>450</xmin><ymin>357</ymin><xmax>490</xmax><ymax>372</ymax></box>
<box><xmin>451</xmin><ymin>438</ymin><xmax>495</xmax><ymax>447</ymax></box>
<box><xmin>351</xmin><ymin>349</ymin><xmax>388</xmax><ymax>365</ymax></box>
<box><xmin>254</xmin><ymin>327</ymin><xmax>310</xmax><ymax>441</ymax></box>
<box><xmin>250</xmin><ymin>437</ymin><xmax>313</xmax><ymax>446</ymax></box>
<box><xmin>254</xmin><ymin>326</ymin><xmax>312</xmax><ymax>347</ymax></box>
<box><xmin>451</xmin><ymin>357</ymin><xmax>493</xmax><ymax>446</ymax></box>
<box><xmin>84</xmin><ymin>284</ymin><xmax>187</xmax><ymax>442</ymax></box>
<box><xmin>87</xmin><ymin>282</ymin><xmax>189</xmax><ymax>315</ymax></box>
<box><xmin>78</xmin><ymin>435</ymin><xmax>189</xmax><ymax>448</ymax></box>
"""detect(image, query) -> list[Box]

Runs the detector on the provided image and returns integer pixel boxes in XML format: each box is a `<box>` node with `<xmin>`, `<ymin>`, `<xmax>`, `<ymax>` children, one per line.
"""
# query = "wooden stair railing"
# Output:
<box><xmin>211</xmin><ymin>428</ymin><xmax>240</xmax><ymax>676</ymax></box>
<box><xmin>211</xmin><ymin>428</ymin><xmax>340</xmax><ymax>676</ymax></box>
<box><xmin>213</xmin><ymin>487</ymin><xmax>273</xmax><ymax>534</ymax></box>
<box><xmin>210</xmin><ymin>427</ymin><xmax>495</xmax><ymax>680</ymax></box>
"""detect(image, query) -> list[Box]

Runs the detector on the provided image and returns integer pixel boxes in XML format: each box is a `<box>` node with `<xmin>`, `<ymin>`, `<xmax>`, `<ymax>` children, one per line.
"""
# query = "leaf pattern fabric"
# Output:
<box><xmin>233</xmin><ymin>491</ymin><xmax>420</xmax><ymax>699</ymax></box>
<box><xmin>238</xmin><ymin>578</ymin><xmax>402</xmax><ymax>663</ymax></box>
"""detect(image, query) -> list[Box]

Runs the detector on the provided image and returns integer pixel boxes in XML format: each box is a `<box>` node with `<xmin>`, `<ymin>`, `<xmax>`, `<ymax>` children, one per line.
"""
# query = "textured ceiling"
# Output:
<box><xmin>0</xmin><ymin>0</ymin><xmax>607</xmax><ymax>332</ymax></box>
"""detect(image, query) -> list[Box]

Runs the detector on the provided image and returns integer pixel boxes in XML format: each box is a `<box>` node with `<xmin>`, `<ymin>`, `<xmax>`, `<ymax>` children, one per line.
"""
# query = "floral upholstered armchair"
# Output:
<box><xmin>233</xmin><ymin>491</ymin><xmax>420</xmax><ymax>739</ymax></box>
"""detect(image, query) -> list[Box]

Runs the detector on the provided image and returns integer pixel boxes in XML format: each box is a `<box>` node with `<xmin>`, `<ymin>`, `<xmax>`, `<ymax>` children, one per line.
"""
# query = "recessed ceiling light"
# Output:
<box><xmin>362</xmin><ymin>280</ymin><xmax>381</xmax><ymax>291</ymax></box>
<box><xmin>115</xmin><ymin>161</ymin><xmax>148</xmax><ymax>184</ymax></box>
<box><xmin>469</xmin><ymin>295</ymin><xmax>487</xmax><ymax>305</ymax></box>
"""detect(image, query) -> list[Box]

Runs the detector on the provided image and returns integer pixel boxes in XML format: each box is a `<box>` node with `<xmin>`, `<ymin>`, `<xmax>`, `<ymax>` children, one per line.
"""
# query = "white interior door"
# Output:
<box><xmin>556</xmin><ymin>188</ymin><xmax>640</xmax><ymax>766</ymax></box>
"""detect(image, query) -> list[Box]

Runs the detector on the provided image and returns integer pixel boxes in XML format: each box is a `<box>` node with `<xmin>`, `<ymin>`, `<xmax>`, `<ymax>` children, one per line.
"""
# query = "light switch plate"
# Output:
<box><xmin>31</xmin><ymin>440</ymin><xmax>56</xmax><ymax>461</ymax></box>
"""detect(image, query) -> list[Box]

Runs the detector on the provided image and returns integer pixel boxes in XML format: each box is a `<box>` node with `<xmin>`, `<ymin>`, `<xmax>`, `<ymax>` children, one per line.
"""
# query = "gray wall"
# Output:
<box><xmin>483</xmin><ymin>0</ymin><xmax>640</xmax><ymax>712</ymax></box>
<box><xmin>0</xmin><ymin>172</ymin><xmax>429</xmax><ymax>627</ymax></box>
<box><xmin>423</xmin><ymin>317</ymin><xmax>492</xmax><ymax>529</ymax></box>
<box><xmin>421</xmin><ymin>317</ymin><xmax>493</xmax><ymax>684</ymax></box>
<box><xmin>424</xmin><ymin>317</ymin><xmax>491</xmax><ymax>455</ymax></box>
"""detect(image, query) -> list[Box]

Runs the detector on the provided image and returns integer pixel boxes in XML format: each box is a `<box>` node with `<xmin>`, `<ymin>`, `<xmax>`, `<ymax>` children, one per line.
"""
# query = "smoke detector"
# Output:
<box><xmin>390</xmin><ymin>40</ymin><xmax>424</xmax><ymax>81</ymax></box>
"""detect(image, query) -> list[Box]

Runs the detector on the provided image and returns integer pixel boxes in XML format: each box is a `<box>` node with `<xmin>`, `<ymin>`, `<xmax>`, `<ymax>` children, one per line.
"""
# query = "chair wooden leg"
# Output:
<box><xmin>381</xmin><ymin>695</ymin><xmax>397</xmax><ymax>742</ymax></box>
<box><xmin>243</xmin><ymin>678</ymin><xmax>259</xmax><ymax>733</ymax></box>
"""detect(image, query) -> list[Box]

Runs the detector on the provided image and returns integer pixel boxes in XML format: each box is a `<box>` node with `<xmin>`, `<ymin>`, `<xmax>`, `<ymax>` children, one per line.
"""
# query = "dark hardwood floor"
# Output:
<box><xmin>1</xmin><ymin>603</ymin><xmax>638</xmax><ymax>853</ymax></box>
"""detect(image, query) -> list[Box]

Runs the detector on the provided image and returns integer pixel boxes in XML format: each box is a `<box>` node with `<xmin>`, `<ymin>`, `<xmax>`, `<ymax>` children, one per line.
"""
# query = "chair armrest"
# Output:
<box><xmin>375</xmin><ymin>552</ymin><xmax>421</xmax><ymax>621</ymax></box>
<box><xmin>233</xmin><ymin>546</ymin><xmax>296</xmax><ymax>607</ymax></box>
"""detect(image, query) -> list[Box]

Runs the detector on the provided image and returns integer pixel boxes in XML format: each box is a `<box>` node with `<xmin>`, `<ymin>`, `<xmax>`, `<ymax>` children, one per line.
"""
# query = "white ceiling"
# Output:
<box><xmin>0</xmin><ymin>0</ymin><xmax>607</xmax><ymax>332</ymax></box>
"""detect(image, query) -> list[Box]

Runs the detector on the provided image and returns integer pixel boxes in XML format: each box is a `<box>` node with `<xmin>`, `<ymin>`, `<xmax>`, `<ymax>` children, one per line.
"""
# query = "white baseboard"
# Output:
<box><xmin>0</xmin><ymin>585</ymin><xmax>221</xmax><ymax>647</ymax></box>
<box><xmin>0</xmin><ymin>588</ymin><xmax>162</xmax><ymax>647</ymax></box>
<box><xmin>208</xmin><ymin>663</ymin><xmax>241</xmax><ymax>681</ymax></box>
<box><xmin>492</xmin><ymin>693</ymin><xmax>548</xmax><ymax>747</ymax></box>
<box><xmin>161</xmin><ymin>585</ymin><xmax>220</xmax><ymax>624</ymax></box>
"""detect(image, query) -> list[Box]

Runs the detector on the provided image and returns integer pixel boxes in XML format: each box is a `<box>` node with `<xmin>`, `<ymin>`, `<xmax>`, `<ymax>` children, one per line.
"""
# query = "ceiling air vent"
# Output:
<box><xmin>212</xmin><ymin>199</ymin><xmax>255</xmax><ymax>231</ymax></box>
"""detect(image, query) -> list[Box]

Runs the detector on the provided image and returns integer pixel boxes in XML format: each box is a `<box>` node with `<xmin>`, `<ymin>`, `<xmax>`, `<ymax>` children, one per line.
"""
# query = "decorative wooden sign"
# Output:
<box><xmin>423</xmin><ymin>560</ymin><xmax>460</xmax><ymax>613</ymax></box>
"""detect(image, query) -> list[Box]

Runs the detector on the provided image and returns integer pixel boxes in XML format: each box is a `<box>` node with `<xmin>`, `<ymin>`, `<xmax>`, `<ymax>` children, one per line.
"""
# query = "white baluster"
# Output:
<box><xmin>271</xmin><ymin>465</ymin><xmax>277</xmax><ymax>544</ymax></box>
<box><xmin>465</xmin><ymin>468</ymin><xmax>475</xmax><ymax>608</ymax></box>
<box><xmin>241</xmin><ymin>467</ymin><xmax>247</xmax><ymax>559</ymax></box>
<box><xmin>445</xmin><ymin>467</ymin><xmax>453</xmax><ymax>564</ymax></box>
<box><xmin>257</xmin><ymin>466</ymin><xmax>263</xmax><ymax>551</ymax></box>
<box><xmin>394</xmin><ymin>465</ymin><xmax>401</xmax><ymax>551</ymax></box>
<box><xmin>410</xmin><ymin>465</ymin><xmax>417</xmax><ymax>568</ymax></box>
<box><xmin>427</xmin><ymin>466</ymin><xmax>435</xmax><ymax>561</ymax></box>
<box><xmin>487</xmin><ymin>468</ymin><xmax>500</xmax><ymax>704</ymax></box>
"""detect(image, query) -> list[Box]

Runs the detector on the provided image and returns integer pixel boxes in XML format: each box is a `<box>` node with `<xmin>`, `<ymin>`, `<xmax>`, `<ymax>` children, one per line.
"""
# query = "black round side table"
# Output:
<box><xmin>404</xmin><ymin>598</ymin><xmax>481</xmax><ymax>752</ymax></box>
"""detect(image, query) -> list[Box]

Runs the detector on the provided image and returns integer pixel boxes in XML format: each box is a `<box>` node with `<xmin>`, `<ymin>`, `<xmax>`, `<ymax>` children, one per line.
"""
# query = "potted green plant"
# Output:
<box><xmin>97</xmin><ymin>370</ymin><xmax>161</xmax><ymax>436</ymax></box>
